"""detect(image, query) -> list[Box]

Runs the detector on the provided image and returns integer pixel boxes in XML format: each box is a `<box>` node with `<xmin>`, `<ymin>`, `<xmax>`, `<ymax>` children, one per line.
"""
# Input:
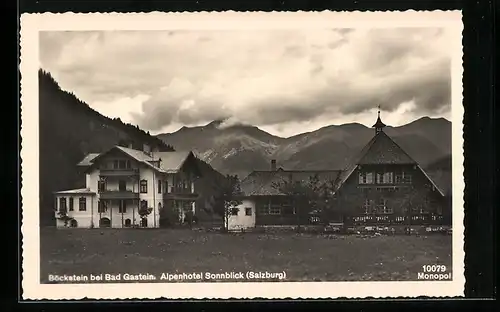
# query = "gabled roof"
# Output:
<box><xmin>426</xmin><ymin>170</ymin><xmax>452</xmax><ymax>196</ymax></box>
<box><xmin>77</xmin><ymin>153</ymin><xmax>100</xmax><ymax>166</ymax></box>
<box><xmin>53</xmin><ymin>188</ymin><xmax>96</xmax><ymax>195</ymax></box>
<box><xmin>240</xmin><ymin>170</ymin><xmax>341</xmax><ymax>196</ymax></box>
<box><xmin>335</xmin><ymin>131</ymin><xmax>445</xmax><ymax>196</ymax></box>
<box><xmin>81</xmin><ymin>146</ymin><xmax>197</xmax><ymax>174</ymax></box>
<box><xmin>155</xmin><ymin>151</ymin><xmax>194</xmax><ymax>173</ymax></box>
<box><xmin>358</xmin><ymin>131</ymin><xmax>417</xmax><ymax>165</ymax></box>
<box><xmin>335</xmin><ymin>133</ymin><xmax>379</xmax><ymax>188</ymax></box>
<box><xmin>417</xmin><ymin>165</ymin><xmax>446</xmax><ymax>196</ymax></box>
<box><xmin>87</xmin><ymin>146</ymin><xmax>164</xmax><ymax>172</ymax></box>
<box><xmin>116</xmin><ymin>146</ymin><xmax>156</xmax><ymax>163</ymax></box>
<box><xmin>240</xmin><ymin>171</ymin><xmax>276</xmax><ymax>196</ymax></box>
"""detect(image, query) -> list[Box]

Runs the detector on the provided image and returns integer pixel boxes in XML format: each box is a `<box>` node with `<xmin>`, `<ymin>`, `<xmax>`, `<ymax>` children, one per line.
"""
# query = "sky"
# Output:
<box><xmin>39</xmin><ymin>28</ymin><xmax>452</xmax><ymax>138</ymax></box>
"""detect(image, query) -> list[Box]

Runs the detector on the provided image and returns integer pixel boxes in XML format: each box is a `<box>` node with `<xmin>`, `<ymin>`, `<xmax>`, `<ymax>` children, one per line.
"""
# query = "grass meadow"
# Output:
<box><xmin>40</xmin><ymin>227</ymin><xmax>452</xmax><ymax>283</ymax></box>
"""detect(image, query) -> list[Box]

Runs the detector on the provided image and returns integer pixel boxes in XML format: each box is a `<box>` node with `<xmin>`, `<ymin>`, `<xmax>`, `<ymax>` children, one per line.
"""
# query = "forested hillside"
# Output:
<box><xmin>38</xmin><ymin>70</ymin><xmax>223</xmax><ymax>226</ymax></box>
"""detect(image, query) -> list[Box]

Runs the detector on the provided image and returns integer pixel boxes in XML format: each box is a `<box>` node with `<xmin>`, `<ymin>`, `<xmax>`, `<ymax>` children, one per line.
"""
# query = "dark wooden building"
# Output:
<box><xmin>332</xmin><ymin>111</ymin><xmax>450</xmax><ymax>226</ymax></box>
<box><xmin>230</xmin><ymin>110</ymin><xmax>450</xmax><ymax>231</ymax></box>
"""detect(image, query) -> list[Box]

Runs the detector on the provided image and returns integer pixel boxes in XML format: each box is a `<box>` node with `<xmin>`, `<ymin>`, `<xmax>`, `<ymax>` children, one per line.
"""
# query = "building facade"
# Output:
<box><xmin>227</xmin><ymin>111</ymin><xmax>450</xmax><ymax>231</ymax></box>
<box><xmin>54</xmin><ymin>145</ymin><xmax>201</xmax><ymax>229</ymax></box>
<box><xmin>332</xmin><ymin>111</ymin><xmax>449</xmax><ymax>226</ymax></box>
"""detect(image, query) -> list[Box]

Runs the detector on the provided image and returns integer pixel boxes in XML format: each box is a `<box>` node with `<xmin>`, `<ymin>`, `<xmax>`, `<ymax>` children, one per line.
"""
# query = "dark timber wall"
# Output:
<box><xmin>333</xmin><ymin>164</ymin><xmax>449</xmax><ymax>225</ymax></box>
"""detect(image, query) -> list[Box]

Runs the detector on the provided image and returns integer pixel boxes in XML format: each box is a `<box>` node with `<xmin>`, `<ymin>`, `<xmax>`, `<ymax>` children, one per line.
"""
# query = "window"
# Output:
<box><xmin>124</xmin><ymin>219</ymin><xmax>132</xmax><ymax>227</ymax></box>
<box><xmin>99</xmin><ymin>218</ymin><xmax>111</xmax><ymax>228</ymax></box>
<box><xmin>69</xmin><ymin>197</ymin><xmax>74</xmax><ymax>211</ymax></box>
<box><xmin>376</xmin><ymin>198</ymin><xmax>392</xmax><ymax>214</ymax></box>
<box><xmin>245</xmin><ymin>207</ymin><xmax>252</xmax><ymax>216</ymax></box>
<box><xmin>376</xmin><ymin>172</ymin><xmax>394</xmax><ymax>184</ymax></box>
<box><xmin>113</xmin><ymin>160</ymin><xmax>119</xmax><ymax>169</ymax></box>
<box><xmin>269</xmin><ymin>205</ymin><xmax>281</xmax><ymax>215</ymax></box>
<box><xmin>358</xmin><ymin>172</ymin><xmax>374</xmax><ymax>184</ymax></box>
<box><xmin>59</xmin><ymin>197</ymin><xmax>67</xmax><ymax>213</ymax></box>
<box><xmin>230</xmin><ymin>208</ymin><xmax>239</xmax><ymax>216</ymax></box>
<box><xmin>384</xmin><ymin>172</ymin><xmax>394</xmax><ymax>184</ymax></box>
<box><xmin>118</xmin><ymin>160</ymin><xmax>126</xmax><ymax>169</ymax></box>
<box><xmin>158</xmin><ymin>180</ymin><xmax>162</xmax><ymax>194</ymax></box>
<box><xmin>140</xmin><ymin>180</ymin><xmax>148</xmax><ymax>193</ymax></box>
<box><xmin>164</xmin><ymin>180</ymin><xmax>169</xmax><ymax>193</ymax></box>
<box><xmin>119</xmin><ymin>200</ymin><xmax>127</xmax><ymax>213</ymax></box>
<box><xmin>126</xmin><ymin>160</ymin><xmax>131</xmax><ymax>169</ymax></box>
<box><xmin>98</xmin><ymin>200</ymin><xmax>107</xmax><ymax>213</ymax></box>
<box><xmin>79</xmin><ymin>197</ymin><xmax>87</xmax><ymax>211</ymax></box>
<box><xmin>119</xmin><ymin>180</ymin><xmax>126</xmax><ymax>191</ymax></box>
<box><xmin>257</xmin><ymin>204</ymin><xmax>269</xmax><ymax>215</ymax></box>
<box><xmin>395</xmin><ymin>171</ymin><xmax>412</xmax><ymax>184</ymax></box>
<box><xmin>98</xmin><ymin>179</ymin><xmax>106</xmax><ymax>192</ymax></box>
<box><xmin>363</xmin><ymin>199</ymin><xmax>373</xmax><ymax>214</ymax></box>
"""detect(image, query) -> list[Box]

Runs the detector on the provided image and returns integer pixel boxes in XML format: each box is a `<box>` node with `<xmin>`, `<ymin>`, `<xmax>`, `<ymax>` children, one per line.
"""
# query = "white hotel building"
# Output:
<box><xmin>53</xmin><ymin>144</ymin><xmax>201</xmax><ymax>229</ymax></box>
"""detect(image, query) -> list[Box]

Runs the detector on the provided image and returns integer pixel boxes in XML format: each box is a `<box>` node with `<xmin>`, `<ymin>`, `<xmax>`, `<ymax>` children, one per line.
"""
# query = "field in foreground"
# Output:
<box><xmin>40</xmin><ymin>227</ymin><xmax>452</xmax><ymax>283</ymax></box>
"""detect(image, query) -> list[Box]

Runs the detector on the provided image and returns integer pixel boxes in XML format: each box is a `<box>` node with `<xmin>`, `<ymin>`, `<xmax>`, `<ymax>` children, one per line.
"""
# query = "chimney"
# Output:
<box><xmin>128</xmin><ymin>142</ymin><xmax>133</xmax><ymax>149</ymax></box>
<box><xmin>271</xmin><ymin>159</ymin><xmax>277</xmax><ymax>171</ymax></box>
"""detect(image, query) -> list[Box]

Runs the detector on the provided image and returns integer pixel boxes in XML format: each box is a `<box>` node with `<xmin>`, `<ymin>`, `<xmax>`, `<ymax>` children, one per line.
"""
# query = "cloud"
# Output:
<box><xmin>40</xmin><ymin>27</ymin><xmax>452</xmax><ymax>136</ymax></box>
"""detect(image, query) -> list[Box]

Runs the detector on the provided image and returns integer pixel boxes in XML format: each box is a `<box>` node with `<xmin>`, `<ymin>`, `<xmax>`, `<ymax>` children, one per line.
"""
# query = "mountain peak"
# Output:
<box><xmin>206</xmin><ymin>119</ymin><xmax>228</xmax><ymax>128</ymax></box>
<box><xmin>415</xmin><ymin>116</ymin><xmax>450</xmax><ymax>123</ymax></box>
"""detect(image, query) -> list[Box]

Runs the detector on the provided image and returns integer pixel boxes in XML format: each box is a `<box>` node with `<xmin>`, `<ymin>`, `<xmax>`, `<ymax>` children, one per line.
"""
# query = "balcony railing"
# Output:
<box><xmin>170</xmin><ymin>187</ymin><xmax>194</xmax><ymax>194</ymax></box>
<box><xmin>348</xmin><ymin>214</ymin><xmax>444</xmax><ymax>225</ymax></box>
<box><xmin>99</xmin><ymin>169</ymin><xmax>139</xmax><ymax>177</ymax></box>
<box><xmin>99</xmin><ymin>190</ymin><xmax>140</xmax><ymax>200</ymax></box>
<box><xmin>163</xmin><ymin>187</ymin><xmax>198</xmax><ymax>199</ymax></box>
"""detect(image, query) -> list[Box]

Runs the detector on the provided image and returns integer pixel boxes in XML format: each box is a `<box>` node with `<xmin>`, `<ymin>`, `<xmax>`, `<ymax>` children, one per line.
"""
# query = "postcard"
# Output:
<box><xmin>20</xmin><ymin>10</ymin><xmax>464</xmax><ymax>299</ymax></box>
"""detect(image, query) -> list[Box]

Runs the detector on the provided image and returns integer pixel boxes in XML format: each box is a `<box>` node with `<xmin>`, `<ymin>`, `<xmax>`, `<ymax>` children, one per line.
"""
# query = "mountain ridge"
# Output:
<box><xmin>162</xmin><ymin>116</ymin><xmax>450</xmax><ymax>139</ymax></box>
<box><xmin>157</xmin><ymin>116</ymin><xmax>452</xmax><ymax>179</ymax></box>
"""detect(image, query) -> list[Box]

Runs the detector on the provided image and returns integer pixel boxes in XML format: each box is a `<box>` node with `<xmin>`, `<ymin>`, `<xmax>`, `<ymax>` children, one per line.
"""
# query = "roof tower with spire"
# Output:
<box><xmin>372</xmin><ymin>105</ymin><xmax>386</xmax><ymax>134</ymax></box>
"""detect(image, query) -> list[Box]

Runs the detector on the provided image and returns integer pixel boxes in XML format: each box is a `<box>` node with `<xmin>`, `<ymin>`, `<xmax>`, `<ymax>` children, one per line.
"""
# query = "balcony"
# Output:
<box><xmin>99</xmin><ymin>169</ymin><xmax>139</xmax><ymax>177</ymax></box>
<box><xmin>99</xmin><ymin>190</ymin><xmax>139</xmax><ymax>200</ymax></box>
<box><xmin>163</xmin><ymin>187</ymin><xmax>198</xmax><ymax>200</ymax></box>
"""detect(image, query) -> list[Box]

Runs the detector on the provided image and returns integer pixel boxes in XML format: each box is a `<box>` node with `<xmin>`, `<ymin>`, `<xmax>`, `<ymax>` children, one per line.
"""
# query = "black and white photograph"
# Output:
<box><xmin>20</xmin><ymin>11</ymin><xmax>464</xmax><ymax>299</ymax></box>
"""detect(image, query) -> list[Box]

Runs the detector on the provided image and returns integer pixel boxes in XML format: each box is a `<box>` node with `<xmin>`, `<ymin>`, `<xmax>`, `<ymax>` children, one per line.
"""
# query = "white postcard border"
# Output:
<box><xmin>20</xmin><ymin>10</ymin><xmax>465</xmax><ymax>300</ymax></box>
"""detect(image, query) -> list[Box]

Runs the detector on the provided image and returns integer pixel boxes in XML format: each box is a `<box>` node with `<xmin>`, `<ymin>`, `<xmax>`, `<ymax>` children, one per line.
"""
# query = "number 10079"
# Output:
<box><xmin>422</xmin><ymin>265</ymin><xmax>447</xmax><ymax>273</ymax></box>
